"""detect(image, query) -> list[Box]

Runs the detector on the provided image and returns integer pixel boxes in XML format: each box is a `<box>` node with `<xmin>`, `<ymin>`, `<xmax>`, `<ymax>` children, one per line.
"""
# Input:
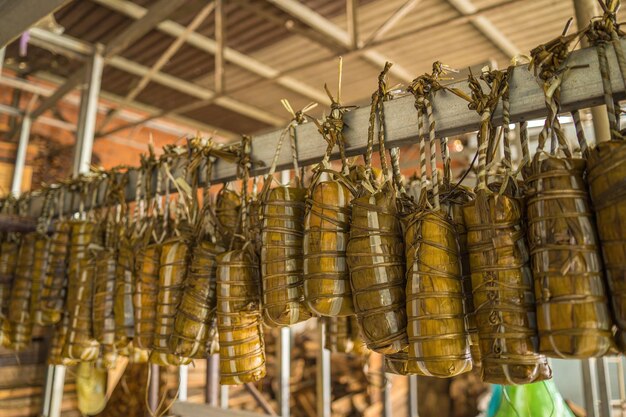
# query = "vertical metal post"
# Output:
<box><xmin>408</xmin><ymin>375</ymin><xmax>418</xmax><ymax>417</ymax></box>
<box><xmin>582</xmin><ymin>359</ymin><xmax>599</xmax><ymax>417</ymax></box>
<box><xmin>346</xmin><ymin>0</ymin><xmax>358</xmax><ymax>49</ymax></box>
<box><xmin>179</xmin><ymin>365</ymin><xmax>188</xmax><ymax>402</ymax></box>
<box><xmin>382</xmin><ymin>373</ymin><xmax>392</xmax><ymax>417</ymax></box>
<box><xmin>279</xmin><ymin>326</ymin><xmax>291</xmax><ymax>417</ymax></box>
<box><xmin>48</xmin><ymin>365</ymin><xmax>66</xmax><ymax>417</ymax></box>
<box><xmin>596</xmin><ymin>357</ymin><xmax>613</xmax><ymax>417</ymax></box>
<box><xmin>73</xmin><ymin>43</ymin><xmax>104</xmax><ymax>176</ymax></box>
<box><xmin>11</xmin><ymin>114</ymin><xmax>31</xmax><ymax>196</ymax></box>
<box><xmin>41</xmin><ymin>365</ymin><xmax>55</xmax><ymax>417</ymax></box>
<box><xmin>220</xmin><ymin>385</ymin><xmax>229</xmax><ymax>409</ymax></box>
<box><xmin>573</xmin><ymin>0</ymin><xmax>611</xmax><ymax>143</ymax></box>
<box><xmin>316</xmin><ymin>318</ymin><xmax>331</xmax><ymax>417</ymax></box>
<box><xmin>148</xmin><ymin>364</ymin><xmax>160</xmax><ymax>417</ymax></box>
<box><xmin>47</xmin><ymin>42</ymin><xmax>105</xmax><ymax>417</ymax></box>
<box><xmin>206</xmin><ymin>353</ymin><xmax>220</xmax><ymax>405</ymax></box>
<box><xmin>0</xmin><ymin>47</ymin><xmax>6</xmax><ymax>78</ymax></box>
<box><xmin>214</xmin><ymin>0</ymin><xmax>225</xmax><ymax>94</ymax></box>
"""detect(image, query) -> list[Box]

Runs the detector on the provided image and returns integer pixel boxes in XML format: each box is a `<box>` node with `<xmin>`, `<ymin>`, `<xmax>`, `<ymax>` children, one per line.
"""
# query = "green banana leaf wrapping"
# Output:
<box><xmin>405</xmin><ymin>210</ymin><xmax>472</xmax><ymax>377</ymax></box>
<box><xmin>442</xmin><ymin>185</ymin><xmax>482</xmax><ymax>370</ymax></box>
<box><xmin>587</xmin><ymin>141</ymin><xmax>626</xmax><ymax>350</ymax></box>
<box><xmin>8</xmin><ymin>233</ymin><xmax>37</xmax><ymax>351</ymax></box>
<box><xmin>463</xmin><ymin>191</ymin><xmax>551</xmax><ymax>384</ymax></box>
<box><xmin>304</xmin><ymin>179</ymin><xmax>354</xmax><ymax>316</ymax></box>
<box><xmin>216</xmin><ymin>188</ymin><xmax>241</xmax><ymax>245</ymax></box>
<box><xmin>524</xmin><ymin>156</ymin><xmax>613</xmax><ymax>358</ymax></box>
<box><xmin>170</xmin><ymin>241</ymin><xmax>221</xmax><ymax>358</ymax></box>
<box><xmin>261</xmin><ymin>186</ymin><xmax>312</xmax><ymax>327</ymax></box>
<box><xmin>0</xmin><ymin>239</ymin><xmax>17</xmax><ymax>347</ymax></box>
<box><xmin>63</xmin><ymin>220</ymin><xmax>100</xmax><ymax>362</ymax></box>
<box><xmin>133</xmin><ymin>244</ymin><xmax>159</xmax><ymax>350</ymax></box>
<box><xmin>40</xmin><ymin>221</ymin><xmax>71</xmax><ymax>325</ymax></box>
<box><xmin>216</xmin><ymin>248</ymin><xmax>266</xmax><ymax>385</ymax></box>
<box><xmin>30</xmin><ymin>236</ymin><xmax>50</xmax><ymax>326</ymax></box>
<box><xmin>349</xmin><ymin>315</ymin><xmax>369</xmax><ymax>356</ymax></box>
<box><xmin>347</xmin><ymin>186</ymin><xmax>407</xmax><ymax>354</ymax></box>
<box><xmin>93</xmin><ymin>250</ymin><xmax>118</xmax><ymax>367</ymax></box>
<box><xmin>324</xmin><ymin>316</ymin><xmax>368</xmax><ymax>355</ymax></box>
<box><xmin>249</xmin><ymin>198</ymin><xmax>263</xmax><ymax>256</ymax></box>
<box><xmin>114</xmin><ymin>234</ymin><xmax>135</xmax><ymax>349</ymax></box>
<box><xmin>150</xmin><ymin>238</ymin><xmax>191</xmax><ymax>366</ymax></box>
<box><xmin>384</xmin><ymin>349</ymin><xmax>410</xmax><ymax>375</ymax></box>
<box><xmin>48</xmin><ymin>312</ymin><xmax>79</xmax><ymax>366</ymax></box>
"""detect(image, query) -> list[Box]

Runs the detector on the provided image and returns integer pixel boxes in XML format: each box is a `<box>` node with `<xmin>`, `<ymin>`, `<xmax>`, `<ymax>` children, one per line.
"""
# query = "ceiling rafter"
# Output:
<box><xmin>28</xmin><ymin>28</ymin><xmax>285</xmax><ymax>127</ymax></box>
<box><xmin>30</xmin><ymin>0</ymin><xmax>188</xmax><ymax>120</ymax></box>
<box><xmin>91</xmin><ymin>0</ymin><xmax>331</xmax><ymax>106</ymax></box>
<box><xmin>266</xmin><ymin>0</ymin><xmax>415</xmax><ymax>82</ymax></box>
<box><xmin>445</xmin><ymin>0</ymin><xmax>521</xmax><ymax>58</ymax></box>
<box><xmin>96</xmin><ymin>1</ymin><xmax>217</xmax><ymax>134</ymax></box>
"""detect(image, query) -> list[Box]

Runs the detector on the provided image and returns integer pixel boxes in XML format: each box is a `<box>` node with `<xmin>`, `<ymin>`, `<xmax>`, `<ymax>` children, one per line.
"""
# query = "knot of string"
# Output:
<box><xmin>530</xmin><ymin>23</ymin><xmax>579</xmax><ymax>156</ymax></box>
<box><xmin>407</xmin><ymin>62</ymin><xmax>451</xmax><ymax>209</ymax></box>
<box><xmin>366</xmin><ymin>62</ymin><xmax>393</xmax><ymax>185</ymax></box>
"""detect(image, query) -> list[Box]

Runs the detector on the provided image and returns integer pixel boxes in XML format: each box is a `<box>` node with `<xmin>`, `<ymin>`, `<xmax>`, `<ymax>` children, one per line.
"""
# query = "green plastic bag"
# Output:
<box><xmin>488</xmin><ymin>380</ymin><xmax>575</xmax><ymax>417</ymax></box>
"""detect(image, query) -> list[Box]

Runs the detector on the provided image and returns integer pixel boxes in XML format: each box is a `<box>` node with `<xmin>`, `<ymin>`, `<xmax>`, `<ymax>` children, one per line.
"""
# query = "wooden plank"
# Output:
<box><xmin>0</xmin><ymin>0</ymin><xmax>70</xmax><ymax>47</ymax></box>
<box><xmin>23</xmin><ymin>38</ymin><xmax>626</xmax><ymax>218</ymax></box>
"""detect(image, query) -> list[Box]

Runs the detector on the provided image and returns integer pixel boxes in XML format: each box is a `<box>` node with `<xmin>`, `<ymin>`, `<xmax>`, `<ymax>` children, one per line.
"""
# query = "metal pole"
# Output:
<box><xmin>73</xmin><ymin>43</ymin><xmax>104</xmax><ymax>176</ymax></box>
<box><xmin>279</xmin><ymin>326</ymin><xmax>291</xmax><ymax>417</ymax></box>
<box><xmin>206</xmin><ymin>353</ymin><xmax>219</xmax><ymax>405</ymax></box>
<box><xmin>41</xmin><ymin>365</ymin><xmax>55</xmax><ymax>417</ymax></box>
<box><xmin>316</xmin><ymin>318</ymin><xmax>331</xmax><ymax>417</ymax></box>
<box><xmin>382</xmin><ymin>373</ymin><xmax>392</xmax><ymax>417</ymax></box>
<box><xmin>214</xmin><ymin>0</ymin><xmax>225</xmax><ymax>94</ymax></box>
<box><xmin>573</xmin><ymin>0</ymin><xmax>611</xmax><ymax>143</ymax></box>
<box><xmin>179</xmin><ymin>365</ymin><xmax>188</xmax><ymax>402</ymax></box>
<box><xmin>0</xmin><ymin>47</ymin><xmax>6</xmax><ymax>77</ymax></box>
<box><xmin>48</xmin><ymin>365</ymin><xmax>66</xmax><ymax>417</ymax></box>
<box><xmin>148</xmin><ymin>364</ymin><xmax>160</xmax><ymax>417</ymax></box>
<box><xmin>11</xmin><ymin>114</ymin><xmax>31</xmax><ymax>196</ymax></box>
<box><xmin>220</xmin><ymin>385</ymin><xmax>229</xmax><ymax>409</ymax></box>
<box><xmin>408</xmin><ymin>375</ymin><xmax>418</xmax><ymax>417</ymax></box>
<box><xmin>582</xmin><ymin>359</ymin><xmax>599</xmax><ymax>417</ymax></box>
<box><xmin>596</xmin><ymin>357</ymin><xmax>613</xmax><ymax>417</ymax></box>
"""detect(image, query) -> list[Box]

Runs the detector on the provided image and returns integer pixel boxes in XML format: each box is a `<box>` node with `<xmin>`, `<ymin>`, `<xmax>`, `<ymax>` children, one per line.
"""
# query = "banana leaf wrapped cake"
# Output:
<box><xmin>216</xmin><ymin>248</ymin><xmax>266</xmax><ymax>384</ymax></box>
<box><xmin>588</xmin><ymin>141</ymin><xmax>626</xmax><ymax>350</ymax></box>
<box><xmin>0</xmin><ymin>238</ymin><xmax>18</xmax><ymax>347</ymax></box>
<box><xmin>441</xmin><ymin>184</ymin><xmax>481</xmax><ymax>370</ymax></box>
<box><xmin>93</xmin><ymin>249</ymin><xmax>118</xmax><ymax>366</ymax></box>
<box><xmin>114</xmin><ymin>232</ymin><xmax>135</xmax><ymax>349</ymax></box>
<box><xmin>261</xmin><ymin>186</ymin><xmax>312</xmax><ymax>326</ymax></box>
<box><xmin>133</xmin><ymin>243</ymin><xmax>160</xmax><ymax>350</ymax></box>
<box><xmin>464</xmin><ymin>185</ymin><xmax>552</xmax><ymax>384</ymax></box>
<box><xmin>347</xmin><ymin>184</ymin><xmax>406</xmax><ymax>354</ymax></box>
<box><xmin>63</xmin><ymin>220</ymin><xmax>101</xmax><ymax>362</ymax></box>
<box><xmin>40</xmin><ymin>220</ymin><xmax>71</xmax><ymax>325</ymax></box>
<box><xmin>525</xmin><ymin>156</ymin><xmax>613</xmax><ymax>358</ymax></box>
<box><xmin>30</xmin><ymin>235</ymin><xmax>50</xmax><ymax>326</ymax></box>
<box><xmin>405</xmin><ymin>209</ymin><xmax>472</xmax><ymax>377</ymax></box>
<box><xmin>304</xmin><ymin>177</ymin><xmax>354</xmax><ymax>317</ymax></box>
<box><xmin>216</xmin><ymin>187</ymin><xmax>241</xmax><ymax>246</ymax></box>
<box><xmin>171</xmin><ymin>240</ymin><xmax>222</xmax><ymax>358</ymax></box>
<box><xmin>8</xmin><ymin>233</ymin><xmax>37</xmax><ymax>351</ymax></box>
<box><xmin>150</xmin><ymin>237</ymin><xmax>191</xmax><ymax>366</ymax></box>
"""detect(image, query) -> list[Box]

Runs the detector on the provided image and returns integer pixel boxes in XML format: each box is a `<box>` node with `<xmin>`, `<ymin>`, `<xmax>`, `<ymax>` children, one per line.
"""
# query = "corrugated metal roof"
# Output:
<box><xmin>4</xmin><ymin>0</ymin><xmax>625</xmax><ymax>137</ymax></box>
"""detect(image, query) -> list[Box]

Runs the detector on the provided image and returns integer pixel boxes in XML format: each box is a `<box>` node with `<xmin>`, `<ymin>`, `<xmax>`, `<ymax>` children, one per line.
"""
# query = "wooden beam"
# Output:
<box><xmin>21</xmin><ymin>39</ymin><xmax>626</xmax><ymax>218</ymax></box>
<box><xmin>0</xmin><ymin>0</ymin><xmax>70</xmax><ymax>48</ymax></box>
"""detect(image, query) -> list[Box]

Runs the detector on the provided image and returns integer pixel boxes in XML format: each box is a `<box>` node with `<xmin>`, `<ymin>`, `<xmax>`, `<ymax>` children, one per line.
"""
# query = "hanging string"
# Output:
<box><xmin>586</xmin><ymin>5</ymin><xmax>623</xmax><ymax>140</ymax></box>
<box><xmin>571</xmin><ymin>110</ymin><xmax>590</xmax><ymax>157</ymax></box>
